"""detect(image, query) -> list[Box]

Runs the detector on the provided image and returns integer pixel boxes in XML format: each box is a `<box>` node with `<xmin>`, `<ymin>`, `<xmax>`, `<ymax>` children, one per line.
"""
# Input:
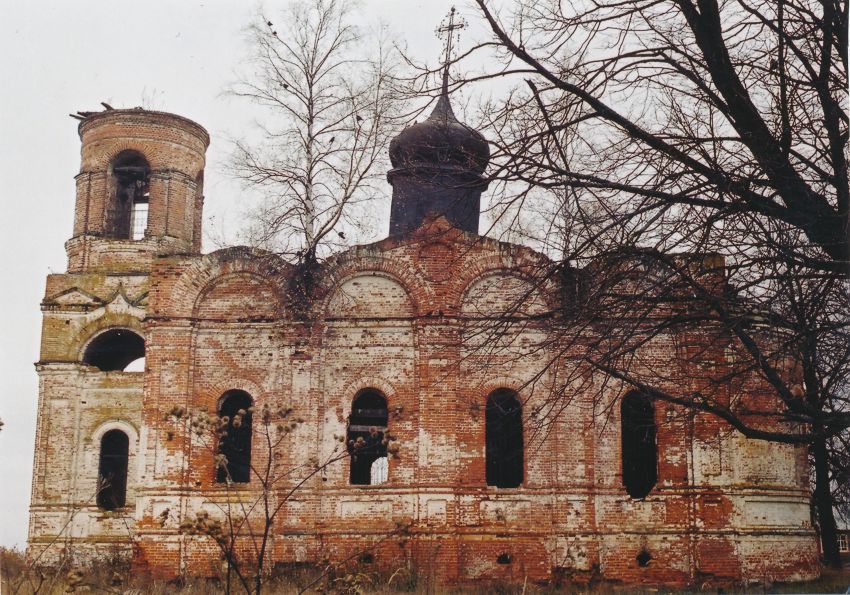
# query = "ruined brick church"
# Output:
<box><xmin>28</xmin><ymin>90</ymin><xmax>820</xmax><ymax>586</ymax></box>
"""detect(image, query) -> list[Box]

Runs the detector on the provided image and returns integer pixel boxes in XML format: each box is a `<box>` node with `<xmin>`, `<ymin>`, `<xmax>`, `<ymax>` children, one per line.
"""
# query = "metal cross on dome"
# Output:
<box><xmin>436</xmin><ymin>6</ymin><xmax>467</xmax><ymax>90</ymax></box>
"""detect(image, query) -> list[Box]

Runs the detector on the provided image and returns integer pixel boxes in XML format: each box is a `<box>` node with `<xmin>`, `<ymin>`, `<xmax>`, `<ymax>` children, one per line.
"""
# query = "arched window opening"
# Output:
<box><xmin>82</xmin><ymin>329</ymin><xmax>145</xmax><ymax>372</ymax></box>
<box><xmin>621</xmin><ymin>391</ymin><xmax>658</xmax><ymax>499</ymax></box>
<box><xmin>216</xmin><ymin>390</ymin><xmax>253</xmax><ymax>484</ymax></box>
<box><xmin>108</xmin><ymin>151</ymin><xmax>150</xmax><ymax>240</ymax></box>
<box><xmin>486</xmin><ymin>389</ymin><xmax>523</xmax><ymax>488</ymax></box>
<box><xmin>97</xmin><ymin>429</ymin><xmax>129</xmax><ymax>510</ymax></box>
<box><xmin>347</xmin><ymin>390</ymin><xmax>388</xmax><ymax>485</ymax></box>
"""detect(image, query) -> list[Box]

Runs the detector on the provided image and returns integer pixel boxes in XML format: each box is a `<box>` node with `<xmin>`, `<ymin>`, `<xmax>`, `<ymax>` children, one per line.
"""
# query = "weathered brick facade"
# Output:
<box><xmin>28</xmin><ymin>106</ymin><xmax>820</xmax><ymax>588</ymax></box>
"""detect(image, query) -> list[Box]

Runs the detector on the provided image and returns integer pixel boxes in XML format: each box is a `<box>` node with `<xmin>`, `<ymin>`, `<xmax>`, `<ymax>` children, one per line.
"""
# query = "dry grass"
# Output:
<box><xmin>2</xmin><ymin>547</ymin><xmax>848</xmax><ymax>594</ymax></box>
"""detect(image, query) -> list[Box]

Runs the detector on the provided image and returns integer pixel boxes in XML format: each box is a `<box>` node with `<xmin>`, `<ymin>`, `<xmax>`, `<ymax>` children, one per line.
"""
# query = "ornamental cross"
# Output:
<box><xmin>436</xmin><ymin>7</ymin><xmax>467</xmax><ymax>89</ymax></box>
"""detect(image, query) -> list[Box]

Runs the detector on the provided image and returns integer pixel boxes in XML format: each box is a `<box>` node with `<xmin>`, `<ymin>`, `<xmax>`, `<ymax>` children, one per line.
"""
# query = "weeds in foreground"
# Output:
<box><xmin>2</xmin><ymin>547</ymin><xmax>848</xmax><ymax>594</ymax></box>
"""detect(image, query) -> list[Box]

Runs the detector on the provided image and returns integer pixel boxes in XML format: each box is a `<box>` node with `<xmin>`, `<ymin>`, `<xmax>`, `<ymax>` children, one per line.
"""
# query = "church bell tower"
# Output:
<box><xmin>67</xmin><ymin>108</ymin><xmax>209</xmax><ymax>272</ymax></box>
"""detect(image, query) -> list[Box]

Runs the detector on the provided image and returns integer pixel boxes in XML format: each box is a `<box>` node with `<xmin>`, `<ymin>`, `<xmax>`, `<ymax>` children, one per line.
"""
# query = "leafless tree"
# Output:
<box><xmin>167</xmin><ymin>403</ymin><xmax>402</xmax><ymax>595</ymax></box>
<box><xmin>230</xmin><ymin>0</ymin><xmax>403</xmax><ymax>264</ymax></box>
<box><xmin>169</xmin><ymin>405</ymin><xmax>336</xmax><ymax>595</ymax></box>
<box><xmin>434</xmin><ymin>0</ymin><xmax>848</xmax><ymax>567</ymax></box>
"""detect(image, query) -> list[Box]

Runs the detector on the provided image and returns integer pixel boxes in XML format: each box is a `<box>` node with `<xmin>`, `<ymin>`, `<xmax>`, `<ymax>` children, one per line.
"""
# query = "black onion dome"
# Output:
<box><xmin>389</xmin><ymin>93</ymin><xmax>490</xmax><ymax>173</ymax></box>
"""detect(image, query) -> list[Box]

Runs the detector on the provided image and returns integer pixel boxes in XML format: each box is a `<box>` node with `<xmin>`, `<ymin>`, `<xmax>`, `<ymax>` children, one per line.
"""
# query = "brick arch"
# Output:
<box><xmin>91</xmin><ymin>420</ymin><xmax>140</xmax><ymax>452</ymax></box>
<box><xmin>163</xmin><ymin>247</ymin><xmax>290</xmax><ymax>319</ymax></box>
<box><xmin>72</xmin><ymin>314</ymin><xmax>145</xmax><ymax>362</ymax></box>
<box><xmin>193</xmin><ymin>272</ymin><xmax>281</xmax><ymax>321</ymax></box>
<box><xmin>459</xmin><ymin>268</ymin><xmax>551</xmax><ymax>317</ymax></box>
<box><xmin>193</xmin><ymin>378</ymin><xmax>267</xmax><ymax>413</ymax></box>
<box><xmin>466</xmin><ymin>367</ymin><xmax>558</xmax><ymax>401</ymax></box>
<box><xmin>457</xmin><ymin>376</ymin><xmax>529</xmax><ymax>424</ymax></box>
<box><xmin>87</xmin><ymin>141</ymin><xmax>204</xmax><ymax>177</ymax></box>
<box><xmin>107</xmin><ymin>148</ymin><xmax>150</xmax><ymax>170</ymax></box>
<box><xmin>88</xmin><ymin>143</ymin><xmax>160</xmax><ymax>172</ymax></box>
<box><xmin>318</xmin><ymin>254</ymin><xmax>429</xmax><ymax>317</ymax></box>
<box><xmin>323</xmin><ymin>271</ymin><xmax>415</xmax><ymax>319</ymax></box>
<box><xmin>337</xmin><ymin>376</ymin><xmax>400</xmax><ymax>415</ymax></box>
<box><xmin>456</xmin><ymin>244</ymin><xmax>556</xmax><ymax>301</ymax></box>
<box><xmin>475</xmin><ymin>376</ymin><xmax>528</xmax><ymax>402</ymax></box>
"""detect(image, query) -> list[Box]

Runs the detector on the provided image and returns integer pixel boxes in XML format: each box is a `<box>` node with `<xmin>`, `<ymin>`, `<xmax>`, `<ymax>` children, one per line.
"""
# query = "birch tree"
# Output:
<box><xmin>231</xmin><ymin>0</ymin><xmax>401</xmax><ymax>264</ymax></box>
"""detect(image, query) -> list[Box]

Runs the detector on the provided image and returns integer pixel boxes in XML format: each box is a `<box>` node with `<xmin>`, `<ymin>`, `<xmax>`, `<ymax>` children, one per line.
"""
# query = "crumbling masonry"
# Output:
<box><xmin>28</xmin><ymin>100</ymin><xmax>820</xmax><ymax>587</ymax></box>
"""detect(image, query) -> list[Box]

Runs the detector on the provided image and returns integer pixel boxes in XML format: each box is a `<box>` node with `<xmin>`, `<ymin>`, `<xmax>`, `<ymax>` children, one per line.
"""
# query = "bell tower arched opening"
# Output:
<box><xmin>107</xmin><ymin>151</ymin><xmax>150</xmax><ymax>240</ymax></box>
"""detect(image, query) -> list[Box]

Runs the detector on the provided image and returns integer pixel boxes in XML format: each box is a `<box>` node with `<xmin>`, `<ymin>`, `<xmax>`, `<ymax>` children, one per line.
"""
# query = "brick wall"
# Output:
<box><xmin>28</xmin><ymin>112</ymin><xmax>819</xmax><ymax>588</ymax></box>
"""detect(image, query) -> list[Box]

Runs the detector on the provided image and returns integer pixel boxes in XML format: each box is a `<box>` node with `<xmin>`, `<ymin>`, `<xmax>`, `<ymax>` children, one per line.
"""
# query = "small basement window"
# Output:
<box><xmin>348</xmin><ymin>390</ymin><xmax>388</xmax><ymax>485</ymax></box>
<box><xmin>82</xmin><ymin>329</ymin><xmax>145</xmax><ymax>372</ymax></box>
<box><xmin>97</xmin><ymin>429</ymin><xmax>129</xmax><ymax>510</ymax></box>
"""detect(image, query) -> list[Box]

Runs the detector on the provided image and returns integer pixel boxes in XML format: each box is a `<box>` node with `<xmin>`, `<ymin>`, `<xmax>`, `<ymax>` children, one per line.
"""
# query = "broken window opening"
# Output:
<box><xmin>82</xmin><ymin>329</ymin><xmax>145</xmax><ymax>372</ymax></box>
<box><xmin>621</xmin><ymin>391</ymin><xmax>658</xmax><ymax>499</ymax></box>
<box><xmin>486</xmin><ymin>389</ymin><xmax>523</xmax><ymax>488</ymax></box>
<box><xmin>97</xmin><ymin>429</ymin><xmax>129</xmax><ymax>510</ymax></box>
<box><xmin>107</xmin><ymin>151</ymin><xmax>150</xmax><ymax>239</ymax></box>
<box><xmin>130</xmin><ymin>198</ymin><xmax>149</xmax><ymax>240</ymax></box>
<box><xmin>347</xmin><ymin>390</ymin><xmax>388</xmax><ymax>485</ymax></box>
<box><xmin>216</xmin><ymin>390</ymin><xmax>253</xmax><ymax>484</ymax></box>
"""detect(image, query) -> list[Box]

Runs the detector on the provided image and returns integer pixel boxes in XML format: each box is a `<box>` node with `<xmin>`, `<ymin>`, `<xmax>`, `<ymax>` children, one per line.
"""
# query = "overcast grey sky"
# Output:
<box><xmin>0</xmin><ymin>0</ymin><xmax>498</xmax><ymax>548</ymax></box>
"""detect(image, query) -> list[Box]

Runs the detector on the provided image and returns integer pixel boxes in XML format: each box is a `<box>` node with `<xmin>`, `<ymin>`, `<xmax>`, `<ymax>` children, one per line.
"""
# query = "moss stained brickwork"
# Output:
<box><xmin>27</xmin><ymin>107</ymin><xmax>819</xmax><ymax>588</ymax></box>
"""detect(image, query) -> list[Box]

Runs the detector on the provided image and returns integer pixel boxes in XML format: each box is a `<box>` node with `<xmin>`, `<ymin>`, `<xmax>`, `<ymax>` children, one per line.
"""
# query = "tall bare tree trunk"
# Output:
<box><xmin>813</xmin><ymin>436</ymin><xmax>843</xmax><ymax>568</ymax></box>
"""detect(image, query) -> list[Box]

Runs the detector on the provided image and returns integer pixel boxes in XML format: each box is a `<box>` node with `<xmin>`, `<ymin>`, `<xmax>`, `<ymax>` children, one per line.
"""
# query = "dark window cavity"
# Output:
<box><xmin>107</xmin><ymin>151</ymin><xmax>150</xmax><ymax>239</ymax></box>
<box><xmin>82</xmin><ymin>329</ymin><xmax>145</xmax><ymax>372</ymax></box>
<box><xmin>216</xmin><ymin>391</ymin><xmax>253</xmax><ymax>483</ymax></box>
<box><xmin>621</xmin><ymin>391</ymin><xmax>658</xmax><ymax>499</ymax></box>
<box><xmin>486</xmin><ymin>389</ymin><xmax>523</xmax><ymax>488</ymax></box>
<box><xmin>347</xmin><ymin>390</ymin><xmax>388</xmax><ymax>485</ymax></box>
<box><xmin>97</xmin><ymin>429</ymin><xmax>129</xmax><ymax>510</ymax></box>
